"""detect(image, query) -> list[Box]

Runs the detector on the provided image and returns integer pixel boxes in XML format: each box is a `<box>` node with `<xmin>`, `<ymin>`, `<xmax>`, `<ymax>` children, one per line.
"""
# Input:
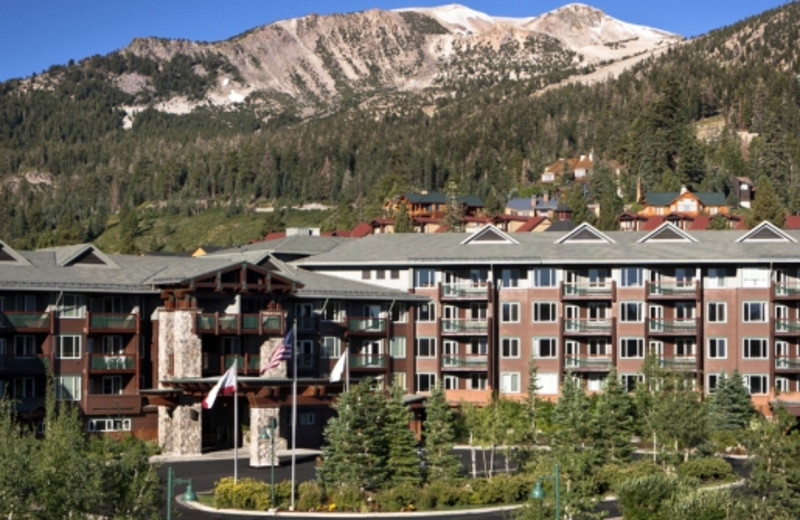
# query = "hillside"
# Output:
<box><xmin>0</xmin><ymin>2</ymin><xmax>799</xmax><ymax>252</ymax></box>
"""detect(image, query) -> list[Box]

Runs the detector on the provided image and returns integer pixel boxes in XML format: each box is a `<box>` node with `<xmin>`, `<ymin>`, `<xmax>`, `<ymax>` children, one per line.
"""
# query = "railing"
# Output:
<box><xmin>442</xmin><ymin>355</ymin><xmax>488</xmax><ymax>368</ymax></box>
<box><xmin>648</xmin><ymin>319</ymin><xmax>697</xmax><ymax>334</ymax></box>
<box><xmin>775</xmin><ymin>320</ymin><xmax>800</xmax><ymax>334</ymax></box>
<box><xmin>0</xmin><ymin>311</ymin><xmax>51</xmax><ymax>331</ymax></box>
<box><xmin>647</xmin><ymin>282</ymin><xmax>696</xmax><ymax>297</ymax></box>
<box><xmin>775</xmin><ymin>357</ymin><xmax>800</xmax><ymax>369</ymax></box>
<box><xmin>775</xmin><ymin>285</ymin><xmax>800</xmax><ymax>298</ymax></box>
<box><xmin>349</xmin><ymin>354</ymin><xmax>386</xmax><ymax>369</ymax></box>
<box><xmin>562</xmin><ymin>283</ymin><xmax>613</xmax><ymax>298</ymax></box>
<box><xmin>659</xmin><ymin>357</ymin><xmax>696</xmax><ymax>370</ymax></box>
<box><xmin>89</xmin><ymin>355</ymin><xmax>136</xmax><ymax>371</ymax></box>
<box><xmin>196</xmin><ymin>312</ymin><xmax>284</xmax><ymax>335</ymax></box>
<box><xmin>441</xmin><ymin>319</ymin><xmax>489</xmax><ymax>334</ymax></box>
<box><xmin>442</xmin><ymin>283</ymin><xmax>489</xmax><ymax>299</ymax></box>
<box><xmin>85</xmin><ymin>394</ymin><xmax>141</xmax><ymax>414</ymax></box>
<box><xmin>564</xmin><ymin>356</ymin><xmax>613</xmax><ymax>370</ymax></box>
<box><xmin>347</xmin><ymin>317</ymin><xmax>386</xmax><ymax>334</ymax></box>
<box><xmin>88</xmin><ymin>313</ymin><xmax>138</xmax><ymax>331</ymax></box>
<box><xmin>222</xmin><ymin>354</ymin><xmax>262</xmax><ymax>375</ymax></box>
<box><xmin>564</xmin><ymin>319</ymin><xmax>612</xmax><ymax>334</ymax></box>
<box><xmin>0</xmin><ymin>356</ymin><xmax>50</xmax><ymax>372</ymax></box>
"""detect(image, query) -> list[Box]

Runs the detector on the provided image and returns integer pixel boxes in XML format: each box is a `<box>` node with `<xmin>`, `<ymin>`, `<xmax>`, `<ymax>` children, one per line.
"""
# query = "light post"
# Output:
<box><xmin>530</xmin><ymin>463</ymin><xmax>560</xmax><ymax>520</ymax></box>
<box><xmin>259</xmin><ymin>416</ymin><xmax>279</xmax><ymax>507</ymax></box>
<box><xmin>166</xmin><ymin>466</ymin><xmax>196</xmax><ymax>520</ymax></box>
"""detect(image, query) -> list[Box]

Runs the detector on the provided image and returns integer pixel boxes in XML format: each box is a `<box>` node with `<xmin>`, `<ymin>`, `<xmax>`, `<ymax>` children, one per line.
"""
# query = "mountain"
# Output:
<box><xmin>1</xmin><ymin>2</ymin><xmax>799</xmax><ymax>253</ymax></box>
<box><xmin>99</xmin><ymin>3</ymin><xmax>681</xmax><ymax>122</ymax></box>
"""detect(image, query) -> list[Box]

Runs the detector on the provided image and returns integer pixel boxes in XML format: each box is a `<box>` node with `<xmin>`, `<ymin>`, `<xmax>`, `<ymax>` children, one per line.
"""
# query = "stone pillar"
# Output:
<box><xmin>250</xmin><ymin>406</ymin><xmax>286</xmax><ymax>467</ymax></box>
<box><xmin>157</xmin><ymin>309</ymin><xmax>203</xmax><ymax>455</ymax></box>
<box><xmin>259</xmin><ymin>335</ymin><xmax>289</xmax><ymax>378</ymax></box>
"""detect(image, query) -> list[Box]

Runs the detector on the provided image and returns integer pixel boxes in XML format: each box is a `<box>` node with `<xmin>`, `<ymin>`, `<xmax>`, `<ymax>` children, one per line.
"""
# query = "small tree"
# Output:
<box><xmin>747</xmin><ymin>175</ymin><xmax>786</xmax><ymax>228</ymax></box>
<box><xmin>707</xmin><ymin>370</ymin><xmax>756</xmax><ymax>433</ymax></box>
<box><xmin>393</xmin><ymin>202</ymin><xmax>414</xmax><ymax>233</ymax></box>
<box><xmin>384</xmin><ymin>385</ymin><xmax>422</xmax><ymax>486</ymax></box>
<box><xmin>423</xmin><ymin>384</ymin><xmax>461</xmax><ymax>481</ymax></box>
<box><xmin>594</xmin><ymin>369</ymin><xmax>635</xmax><ymax>461</ymax></box>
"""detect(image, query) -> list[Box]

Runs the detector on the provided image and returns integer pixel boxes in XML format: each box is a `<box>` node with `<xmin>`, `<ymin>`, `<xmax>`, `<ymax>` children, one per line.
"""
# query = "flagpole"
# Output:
<box><xmin>290</xmin><ymin>320</ymin><xmax>298</xmax><ymax>511</ymax></box>
<box><xmin>234</xmin><ymin>377</ymin><xmax>239</xmax><ymax>483</ymax></box>
<box><xmin>345</xmin><ymin>345</ymin><xmax>350</xmax><ymax>392</ymax></box>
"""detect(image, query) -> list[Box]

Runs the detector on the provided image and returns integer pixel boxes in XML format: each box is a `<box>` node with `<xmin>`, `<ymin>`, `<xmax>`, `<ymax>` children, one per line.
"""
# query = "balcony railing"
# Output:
<box><xmin>775</xmin><ymin>357</ymin><xmax>800</xmax><ymax>369</ymax></box>
<box><xmin>441</xmin><ymin>319</ymin><xmax>489</xmax><ymax>335</ymax></box>
<box><xmin>564</xmin><ymin>356</ymin><xmax>613</xmax><ymax>370</ymax></box>
<box><xmin>0</xmin><ymin>311</ymin><xmax>51</xmax><ymax>331</ymax></box>
<box><xmin>222</xmin><ymin>354</ymin><xmax>262</xmax><ymax>375</ymax></box>
<box><xmin>349</xmin><ymin>354</ymin><xmax>386</xmax><ymax>369</ymax></box>
<box><xmin>89</xmin><ymin>355</ymin><xmax>136</xmax><ymax>371</ymax></box>
<box><xmin>648</xmin><ymin>319</ymin><xmax>697</xmax><ymax>334</ymax></box>
<box><xmin>442</xmin><ymin>283</ymin><xmax>489</xmax><ymax>300</ymax></box>
<box><xmin>85</xmin><ymin>394</ymin><xmax>141</xmax><ymax>414</ymax></box>
<box><xmin>647</xmin><ymin>282</ymin><xmax>696</xmax><ymax>298</ymax></box>
<box><xmin>564</xmin><ymin>319</ymin><xmax>612</xmax><ymax>334</ymax></box>
<box><xmin>562</xmin><ymin>283</ymin><xmax>613</xmax><ymax>298</ymax></box>
<box><xmin>441</xmin><ymin>355</ymin><xmax>488</xmax><ymax>369</ymax></box>
<box><xmin>0</xmin><ymin>356</ymin><xmax>50</xmax><ymax>372</ymax></box>
<box><xmin>88</xmin><ymin>313</ymin><xmax>138</xmax><ymax>332</ymax></box>
<box><xmin>347</xmin><ymin>317</ymin><xmax>386</xmax><ymax>334</ymax></box>
<box><xmin>775</xmin><ymin>284</ymin><xmax>800</xmax><ymax>298</ymax></box>
<box><xmin>196</xmin><ymin>312</ymin><xmax>284</xmax><ymax>335</ymax></box>
<box><xmin>659</xmin><ymin>357</ymin><xmax>696</xmax><ymax>370</ymax></box>
<box><xmin>775</xmin><ymin>320</ymin><xmax>800</xmax><ymax>334</ymax></box>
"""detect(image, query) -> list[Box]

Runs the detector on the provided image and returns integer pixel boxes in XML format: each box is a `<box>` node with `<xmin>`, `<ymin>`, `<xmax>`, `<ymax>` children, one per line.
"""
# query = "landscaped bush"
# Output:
<box><xmin>467</xmin><ymin>473</ymin><xmax>536</xmax><ymax>505</ymax></box>
<box><xmin>296</xmin><ymin>481</ymin><xmax>323</xmax><ymax>512</ymax></box>
<box><xmin>615</xmin><ymin>473</ymin><xmax>681</xmax><ymax>520</ymax></box>
<box><xmin>374</xmin><ymin>482</ymin><xmax>423</xmax><ymax>511</ymax></box>
<box><xmin>213</xmin><ymin>477</ymin><xmax>271</xmax><ymax>510</ymax></box>
<box><xmin>328</xmin><ymin>483</ymin><xmax>364</xmax><ymax>511</ymax></box>
<box><xmin>426</xmin><ymin>479</ymin><xmax>470</xmax><ymax>507</ymax></box>
<box><xmin>598</xmin><ymin>459</ymin><xmax>662</xmax><ymax>494</ymax></box>
<box><xmin>677</xmin><ymin>457</ymin><xmax>734</xmax><ymax>483</ymax></box>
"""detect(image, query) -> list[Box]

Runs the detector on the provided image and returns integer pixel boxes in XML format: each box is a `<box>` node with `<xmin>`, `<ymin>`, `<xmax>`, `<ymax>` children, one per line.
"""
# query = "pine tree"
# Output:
<box><xmin>647</xmin><ymin>374</ymin><xmax>709</xmax><ymax>463</ymax></box>
<box><xmin>747</xmin><ymin>175</ymin><xmax>786</xmax><ymax>228</ymax></box>
<box><xmin>551</xmin><ymin>374</ymin><xmax>595</xmax><ymax>448</ymax></box>
<box><xmin>707</xmin><ymin>370</ymin><xmax>756</xmax><ymax>432</ymax></box>
<box><xmin>594</xmin><ymin>369</ymin><xmax>635</xmax><ymax>461</ymax></box>
<box><xmin>422</xmin><ymin>384</ymin><xmax>461</xmax><ymax>481</ymax></box>
<box><xmin>385</xmin><ymin>385</ymin><xmax>422</xmax><ymax>486</ymax></box>
<box><xmin>394</xmin><ymin>202</ymin><xmax>414</xmax><ymax>233</ymax></box>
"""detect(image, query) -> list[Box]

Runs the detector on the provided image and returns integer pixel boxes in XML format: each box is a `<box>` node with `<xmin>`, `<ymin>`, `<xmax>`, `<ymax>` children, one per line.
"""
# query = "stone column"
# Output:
<box><xmin>249</xmin><ymin>406</ymin><xmax>285</xmax><ymax>467</ymax></box>
<box><xmin>157</xmin><ymin>309</ymin><xmax>203</xmax><ymax>455</ymax></box>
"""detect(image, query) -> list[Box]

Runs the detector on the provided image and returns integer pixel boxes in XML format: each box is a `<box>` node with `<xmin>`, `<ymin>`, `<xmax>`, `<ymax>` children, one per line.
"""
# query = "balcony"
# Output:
<box><xmin>775</xmin><ymin>357</ymin><xmax>800</xmax><ymax>370</ymax></box>
<box><xmin>349</xmin><ymin>354</ymin><xmax>386</xmax><ymax>369</ymax></box>
<box><xmin>441</xmin><ymin>355</ymin><xmax>488</xmax><ymax>370</ymax></box>
<box><xmin>85</xmin><ymin>394</ymin><xmax>141</xmax><ymax>414</ymax></box>
<box><xmin>646</xmin><ymin>281</ymin><xmax>697</xmax><ymax>299</ymax></box>
<box><xmin>562</xmin><ymin>283</ymin><xmax>613</xmax><ymax>300</ymax></box>
<box><xmin>648</xmin><ymin>319</ymin><xmax>697</xmax><ymax>335</ymax></box>
<box><xmin>0</xmin><ymin>356</ymin><xmax>49</xmax><ymax>373</ymax></box>
<box><xmin>775</xmin><ymin>320</ymin><xmax>800</xmax><ymax>335</ymax></box>
<box><xmin>196</xmin><ymin>312</ymin><xmax>284</xmax><ymax>335</ymax></box>
<box><xmin>441</xmin><ymin>319</ymin><xmax>489</xmax><ymax>335</ymax></box>
<box><xmin>88</xmin><ymin>312</ymin><xmax>138</xmax><ymax>333</ymax></box>
<box><xmin>220</xmin><ymin>354</ymin><xmax>262</xmax><ymax>375</ymax></box>
<box><xmin>346</xmin><ymin>317</ymin><xmax>386</xmax><ymax>336</ymax></box>
<box><xmin>564</xmin><ymin>319</ymin><xmax>612</xmax><ymax>335</ymax></box>
<box><xmin>0</xmin><ymin>311</ymin><xmax>51</xmax><ymax>332</ymax></box>
<box><xmin>441</xmin><ymin>282</ymin><xmax>489</xmax><ymax>301</ymax></box>
<box><xmin>659</xmin><ymin>357</ymin><xmax>697</xmax><ymax>371</ymax></box>
<box><xmin>774</xmin><ymin>284</ymin><xmax>800</xmax><ymax>300</ymax></box>
<box><xmin>564</xmin><ymin>356</ymin><xmax>613</xmax><ymax>371</ymax></box>
<box><xmin>89</xmin><ymin>355</ymin><xmax>136</xmax><ymax>371</ymax></box>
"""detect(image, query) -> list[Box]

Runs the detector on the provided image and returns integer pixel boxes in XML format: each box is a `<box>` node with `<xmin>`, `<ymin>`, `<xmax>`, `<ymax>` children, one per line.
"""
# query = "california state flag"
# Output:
<box><xmin>202</xmin><ymin>365</ymin><xmax>238</xmax><ymax>409</ymax></box>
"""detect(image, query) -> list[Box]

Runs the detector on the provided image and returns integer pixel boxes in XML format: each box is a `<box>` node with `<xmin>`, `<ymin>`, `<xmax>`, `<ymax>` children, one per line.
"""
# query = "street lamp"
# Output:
<box><xmin>166</xmin><ymin>466</ymin><xmax>196</xmax><ymax>520</ymax></box>
<box><xmin>259</xmin><ymin>416</ymin><xmax>279</xmax><ymax>507</ymax></box>
<box><xmin>530</xmin><ymin>463</ymin><xmax>560</xmax><ymax>520</ymax></box>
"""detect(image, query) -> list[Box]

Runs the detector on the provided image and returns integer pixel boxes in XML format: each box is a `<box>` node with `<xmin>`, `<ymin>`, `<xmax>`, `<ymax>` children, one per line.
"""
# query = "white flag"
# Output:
<box><xmin>202</xmin><ymin>364</ymin><xmax>238</xmax><ymax>409</ymax></box>
<box><xmin>330</xmin><ymin>348</ymin><xmax>348</xmax><ymax>383</ymax></box>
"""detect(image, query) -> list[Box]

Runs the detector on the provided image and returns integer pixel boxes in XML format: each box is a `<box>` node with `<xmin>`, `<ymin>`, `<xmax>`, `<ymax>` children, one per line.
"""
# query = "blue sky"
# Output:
<box><xmin>0</xmin><ymin>0</ymin><xmax>788</xmax><ymax>82</ymax></box>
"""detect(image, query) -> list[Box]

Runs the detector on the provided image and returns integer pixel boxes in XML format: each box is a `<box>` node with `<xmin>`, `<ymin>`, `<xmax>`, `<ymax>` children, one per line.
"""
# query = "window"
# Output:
<box><xmin>707</xmin><ymin>373</ymin><xmax>720</xmax><ymax>393</ymax></box>
<box><xmin>56</xmin><ymin>335</ymin><xmax>81</xmax><ymax>359</ymax></box>
<box><xmin>376</xmin><ymin>270</ymin><xmax>385</xmax><ymax>280</ymax></box>
<box><xmin>620</xmin><ymin>267</ymin><xmax>643</xmax><ymax>287</ymax></box>
<box><xmin>469</xmin><ymin>338</ymin><xmax>487</xmax><ymax>355</ymax></box>
<box><xmin>743</xmin><ymin>374</ymin><xmax>768</xmax><ymax>395</ymax></box>
<box><xmin>620</xmin><ymin>338</ymin><xmax>644</xmax><ymax>358</ymax></box>
<box><xmin>415</xmin><ymin>372</ymin><xmax>437</xmax><ymax>392</ymax></box>
<box><xmin>222</xmin><ymin>337</ymin><xmax>241</xmax><ymax>355</ymax></box>
<box><xmin>323</xmin><ymin>302</ymin><xmax>344</xmax><ymax>322</ymax></box>
<box><xmin>416</xmin><ymin>302</ymin><xmax>436</xmax><ymax>322</ymax></box>
<box><xmin>707</xmin><ymin>302</ymin><xmax>726</xmax><ymax>323</ymax></box>
<box><xmin>361</xmin><ymin>270</ymin><xmax>371</xmax><ymax>280</ymax></box>
<box><xmin>533</xmin><ymin>268</ymin><xmax>556</xmax><ymax>288</ymax></box>
<box><xmin>298</xmin><ymin>340</ymin><xmax>315</xmax><ymax>368</ymax></box>
<box><xmin>393</xmin><ymin>373</ymin><xmax>406</xmax><ymax>390</ymax></box>
<box><xmin>743</xmin><ymin>338</ymin><xmax>768</xmax><ymax>359</ymax></box>
<box><xmin>775</xmin><ymin>377</ymin><xmax>790</xmax><ymax>393</ymax></box>
<box><xmin>469</xmin><ymin>373</ymin><xmax>488</xmax><ymax>390</ymax></box>
<box><xmin>139</xmin><ymin>336</ymin><xmax>147</xmax><ymax>360</ymax></box>
<box><xmin>588</xmin><ymin>303</ymin><xmax>609</xmax><ymax>321</ymax></box>
<box><xmin>13</xmin><ymin>377</ymin><xmax>35</xmax><ymax>398</ymax></box>
<box><xmin>500</xmin><ymin>372</ymin><xmax>520</xmax><ymax>393</ymax></box>
<box><xmin>501</xmin><ymin>302</ymin><xmax>520</xmax><ymax>323</ymax></box>
<box><xmin>470</xmin><ymin>303</ymin><xmax>487</xmax><ymax>321</ymax></box>
<box><xmin>533</xmin><ymin>338</ymin><xmax>558</xmax><ymax>359</ymax></box>
<box><xmin>620</xmin><ymin>374</ymin><xmax>643</xmax><ymax>392</ymax></box>
<box><xmin>390</xmin><ymin>269</ymin><xmax>400</xmax><ymax>280</ymax></box>
<box><xmin>707</xmin><ymin>268</ymin><xmax>727</xmax><ymax>288</ymax></box>
<box><xmin>675</xmin><ymin>268</ymin><xmax>694</xmax><ymax>287</ymax></box>
<box><xmin>321</xmin><ymin>337</ymin><xmax>341</xmax><ymax>358</ymax></box>
<box><xmin>0</xmin><ymin>338</ymin><xmax>5</xmax><ymax>356</ymax></box>
<box><xmin>589</xmin><ymin>338</ymin><xmax>608</xmax><ymax>356</ymax></box>
<box><xmin>675</xmin><ymin>339</ymin><xmax>695</xmax><ymax>357</ymax></box>
<box><xmin>299</xmin><ymin>412</ymin><xmax>316</xmax><ymax>426</ymax></box>
<box><xmin>415</xmin><ymin>269</ymin><xmax>436</xmax><ymax>288</ymax></box>
<box><xmin>389</xmin><ymin>336</ymin><xmax>406</xmax><ymax>358</ymax></box>
<box><xmin>620</xmin><ymin>302</ymin><xmax>643</xmax><ymax>322</ymax></box>
<box><xmin>15</xmin><ymin>295</ymin><xmax>36</xmax><ymax>312</ymax></box>
<box><xmin>58</xmin><ymin>294</ymin><xmax>85</xmax><ymax>318</ymax></box>
<box><xmin>532</xmin><ymin>302</ymin><xmax>557</xmax><ymax>322</ymax></box>
<box><xmin>707</xmin><ymin>338</ymin><xmax>727</xmax><ymax>359</ymax></box>
<box><xmin>87</xmin><ymin>418</ymin><xmax>132</xmax><ymax>432</ymax></box>
<box><xmin>14</xmin><ymin>336</ymin><xmax>35</xmax><ymax>357</ymax></box>
<box><xmin>501</xmin><ymin>337</ymin><xmax>520</xmax><ymax>358</ymax></box>
<box><xmin>443</xmin><ymin>375</ymin><xmax>458</xmax><ymax>390</ymax></box>
<box><xmin>742</xmin><ymin>268</ymin><xmax>770</xmax><ymax>288</ymax></box>
<box><xmin>675</xmin><ymin>302</ymin><xmax>695</xmax><ymax>321</ymax></box>
<box><xmin>415</xmin><ymin>337</ymin><xmax>436</xmax><ymax>358</ymax></box>
<box><xmin>500</xmin><ymin>269</ymin><xmax>522</xmax><ymax>288</ymax></box>
<box><xmin>743</xmin><ymin>302</ymin><xmax>767</xmax><ymax>322</ymax></box>
<box><xmin>56</xmin><ymin>376</ymin><xmax>81</xmax><ymax>401</ymax></box>
<box><xmin>102</xmin><ymin>375</ymin><xmax>123</xmax><ymax>395</ymax></box>
<box><xmin>390</xmin><ymin>303</ymin><xmax>407</xmax><ymax>323</ymax></box>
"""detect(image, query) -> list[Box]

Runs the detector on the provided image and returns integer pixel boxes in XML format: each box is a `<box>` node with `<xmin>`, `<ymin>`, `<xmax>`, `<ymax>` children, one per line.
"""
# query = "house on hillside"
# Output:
<box><xmin>541</xmin><ymin>154</ymin><xmax>595</xmax><ymax>184</ymax></box>
<box><xmin>505</xmin><ymin>193</ymin><xmax>559</xmax><ymax>219</ymax></box>
<box><xmin>639</xmin><ymin>186</ymin><xmax>728</xmax><ymax>217</ymax></box>
<box><xmin>384</xmin><ymin>192</ymin><xmax>485</xmax><ymax>220</ymax></box>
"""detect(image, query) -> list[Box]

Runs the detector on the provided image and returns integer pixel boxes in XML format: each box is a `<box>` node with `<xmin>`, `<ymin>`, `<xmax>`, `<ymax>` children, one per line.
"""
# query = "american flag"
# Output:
<box><xmin>261</xmin><ymin>329</ymin><xmax>293</xmax><ymax>374</ymax></box>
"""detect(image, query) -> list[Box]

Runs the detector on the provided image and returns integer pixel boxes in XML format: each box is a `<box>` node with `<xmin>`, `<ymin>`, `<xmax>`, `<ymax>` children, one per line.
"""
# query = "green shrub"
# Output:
<box><xmin>426</xmin><ymin>479</ymin><xmax>468</xmax><ymax>507</ymax></box>
<box><xmin>296</xmin><ymin>481</ymin><xmax>324</xmax><ymax>512</ymax></box>
<box><xmin>615</xmin><ymin>473</ymin><xmax>680</xmax><ymax>520</ymax></box>
<box><xmin>213</xmin><ymin>477</ymin><xmax>271</xmax><ymax>510</ymax></box>
<box><xmin>329</xmin><ymin>484</ymin><xmax>364</xmax><ymax>511</ymax></box>
<box><xmin>677</xmin><ymin>457</ymin><xmax>733</xmax><ymax>483</ymax></box>
<box><xmin>374</xmin><ymin>482</ymin><xmax>421</xmax><ymax>511</ymax></box>
<box><xmin>601</xmin><ymin>459</ymin><xmax>662</xmax><ymax>494</ymax></box>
